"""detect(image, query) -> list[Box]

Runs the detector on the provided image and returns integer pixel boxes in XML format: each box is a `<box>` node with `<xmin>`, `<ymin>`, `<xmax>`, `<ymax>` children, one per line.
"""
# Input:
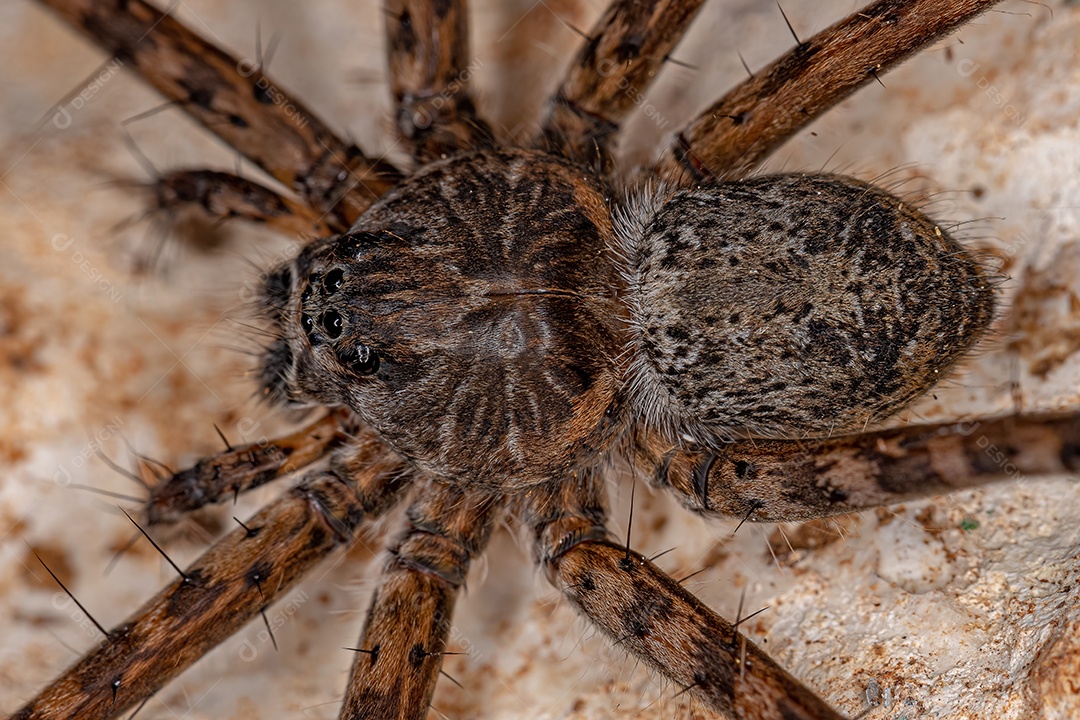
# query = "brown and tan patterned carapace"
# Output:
<box><xmin>264</xmin><ymin>149</ymin><xmax>628</xmax><ymax>489</ymax></box>
<box><xmin>13</xmin><ymin>1</ymin><xmax>1080</xmax><ymax>720</ymax></box>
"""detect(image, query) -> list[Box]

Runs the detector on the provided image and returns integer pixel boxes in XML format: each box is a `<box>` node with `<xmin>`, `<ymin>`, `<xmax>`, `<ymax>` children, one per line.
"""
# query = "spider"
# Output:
<box><xmin>2</xmin><ymin>1</ymin><xmax>1080</xmax><ymax>720</ymax></box>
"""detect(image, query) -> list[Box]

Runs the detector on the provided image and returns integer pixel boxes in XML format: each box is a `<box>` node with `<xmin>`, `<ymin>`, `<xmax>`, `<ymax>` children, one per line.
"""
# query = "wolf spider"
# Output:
<box><xmin>6</xmin><ymin>0</ymin><xmax>1080</xmax><ymax>716</ymax></box>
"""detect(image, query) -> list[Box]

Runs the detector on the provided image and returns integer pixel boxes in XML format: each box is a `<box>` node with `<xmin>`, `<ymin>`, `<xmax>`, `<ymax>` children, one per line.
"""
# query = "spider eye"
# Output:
<box><xmin>321</xmin><ymin>309</ymin><xmax>344</xmax><ymax>338</ymax></box>
<box><xmin>323</xmin><ymin>268</ymin><xmax>345</xmax><ymax>293</ymax></box>
<box><xmin>301</xmin><ymin>273</ymin><xmax>320</xmax><ymax>303</ymax></box>
<box><xmin>301</xmin><ymin>313</ymin><xmax>316</xmax><ymax>339</ymax></box>
<box><xmin>338</xmin><ymin>344</ymin><xmax>380</xmax><ymax>376</ymax></box>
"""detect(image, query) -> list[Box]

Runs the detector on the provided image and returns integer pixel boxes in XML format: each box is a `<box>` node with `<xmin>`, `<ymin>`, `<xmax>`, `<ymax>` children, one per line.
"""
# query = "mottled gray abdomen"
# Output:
<box><xmin>616</xmin><ymin>174</ymin><xmax>994</xmax><ymax>440</ymax></box>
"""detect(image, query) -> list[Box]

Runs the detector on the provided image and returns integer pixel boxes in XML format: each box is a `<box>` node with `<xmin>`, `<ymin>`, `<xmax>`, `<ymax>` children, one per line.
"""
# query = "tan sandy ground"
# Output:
<box><xmin>2</xmin><ymin>1</ymin><xmax>1080</xmax><ymax>718</ymax></box>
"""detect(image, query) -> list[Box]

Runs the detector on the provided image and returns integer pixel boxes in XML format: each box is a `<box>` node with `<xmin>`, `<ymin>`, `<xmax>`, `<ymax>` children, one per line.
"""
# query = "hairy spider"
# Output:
<box><xmin>2</xmin><ymin>1</ymin><xmax>1080</xmax><ymax>720</ymax></box>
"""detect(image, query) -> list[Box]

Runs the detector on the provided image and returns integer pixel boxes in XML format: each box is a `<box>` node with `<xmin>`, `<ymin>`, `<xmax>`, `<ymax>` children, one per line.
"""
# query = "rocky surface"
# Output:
<box><xmin>1</xmin><ymin>1</ymin><xmax>1079</xmax><ymax>718</ymax></box>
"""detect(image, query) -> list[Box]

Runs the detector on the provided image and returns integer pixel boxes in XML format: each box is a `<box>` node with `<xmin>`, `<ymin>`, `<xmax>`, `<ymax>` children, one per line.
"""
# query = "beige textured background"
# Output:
<box><xmin>2</xmin><ymin>1</ymin><xmax>1080</xmax><ymax>719</ymax></box>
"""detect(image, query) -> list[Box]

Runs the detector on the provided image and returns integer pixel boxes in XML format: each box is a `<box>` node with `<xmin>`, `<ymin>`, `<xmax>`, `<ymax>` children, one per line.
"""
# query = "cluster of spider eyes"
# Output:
<box><xmin>300</xmin><ymin>268</ymin><xmax>345</xmax><ymax>336</ymax></box>
<box><xmin>298</xmin><ymin>264</ymin><xmax>379</xmax><ymax>376</ymax></box>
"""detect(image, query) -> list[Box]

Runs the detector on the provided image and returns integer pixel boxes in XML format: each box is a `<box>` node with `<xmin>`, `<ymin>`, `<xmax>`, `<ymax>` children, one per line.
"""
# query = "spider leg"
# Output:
<box><xmin>653</xmin><ymin>0</ymin><xmax>1003</xmax><ymax>181</ymax></box>
<box><xmin>147</xmin><ymin>169</ymin><xmax>340</xmax><ymax>238</ymax></box>
<box><xmin>145</xmin><ymin>409</ymin><xmax>362</xmax><ymax>524</ymax></box>
<box><xmin>13</xmin><ymin>441</ymin><xmax>413</xmax><ymax>720</ymax></box>
<box><xmin>339</xmin><ymin>477</ymin><xmax>502</xmax><ymax>720</ymax></box>
<box><xmin>520</xmin><ymin>469</ymin><xmax>846</xmax><ymax>720</ymax></box>
<box><xmin>536</xmin><ymin>0</ymin><xmax>705</xmax><ymax>170</ymax></box>
<box><xmin>385</xmin><ymin>0</ymin><xmax>494</xmax><ymax>163</ymax></box>
<box><xmin>633</xmin><ymin>413</ymin><xmax>1080</xmax><ymax>523</ymax></box>
<box><xmin>37</xmin><ymin>0</ymin><xmax>403</xmax><ymax>225</ymax></box>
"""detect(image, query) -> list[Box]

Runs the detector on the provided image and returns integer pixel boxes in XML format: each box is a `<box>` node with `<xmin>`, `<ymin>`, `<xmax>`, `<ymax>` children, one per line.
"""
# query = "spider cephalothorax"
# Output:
<box><xmin>261</xmin><ymin>148</ymin><xmax>628</xmax><ymax>488</ymax></box>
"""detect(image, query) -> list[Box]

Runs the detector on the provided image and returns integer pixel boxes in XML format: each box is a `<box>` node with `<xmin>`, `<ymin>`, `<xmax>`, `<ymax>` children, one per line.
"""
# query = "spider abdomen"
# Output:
<box><xmin>616</xmin><ymin>174</ymin><xmax>995</xmax><ymax>440</ymax></box>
